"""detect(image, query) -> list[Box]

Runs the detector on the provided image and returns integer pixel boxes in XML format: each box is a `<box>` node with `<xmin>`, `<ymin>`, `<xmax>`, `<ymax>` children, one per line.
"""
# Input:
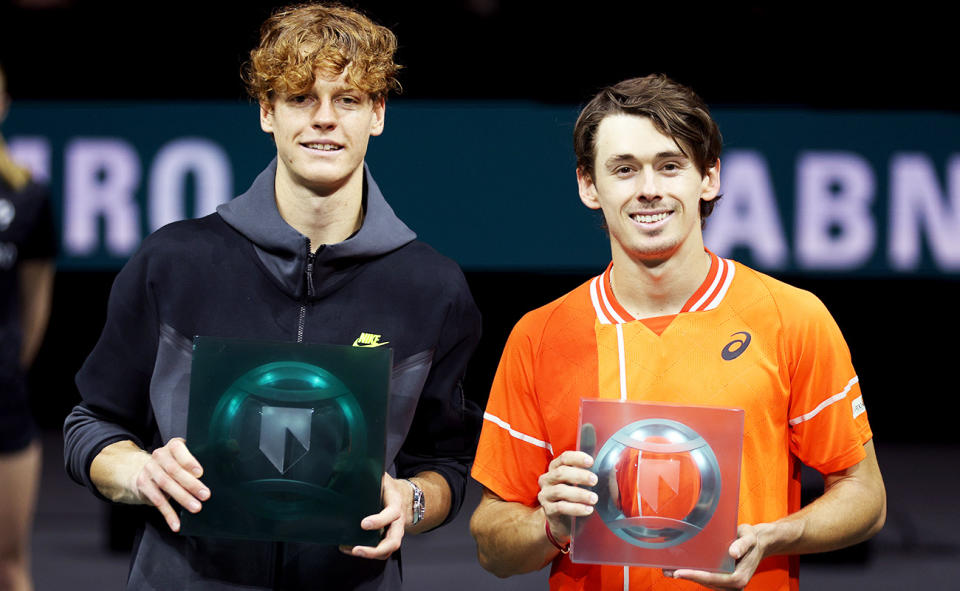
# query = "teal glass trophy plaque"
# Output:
<box><xmin>179</xmin><ymin>337</ymin><xmax>391</xmax><ymax>546</ymax></box>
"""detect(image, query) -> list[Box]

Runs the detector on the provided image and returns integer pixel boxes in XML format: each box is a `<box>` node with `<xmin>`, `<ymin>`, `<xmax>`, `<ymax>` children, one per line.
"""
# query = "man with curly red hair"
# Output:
<box><xmin>64</xmin><ymin>4</ymin><xmax>480</xmax><ymax>589</ymax></box>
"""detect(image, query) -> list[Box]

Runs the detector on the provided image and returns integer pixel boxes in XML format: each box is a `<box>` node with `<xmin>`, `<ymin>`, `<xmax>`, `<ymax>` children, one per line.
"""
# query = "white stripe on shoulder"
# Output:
<box><xmin>590</xmin><ymin>276</ymin><xmax>612</xmax><ymax>324</ymax></box>
<box><xmin>789</xmin><ymin>376</ymin><xmax>860</xmax><ymax>426</ymax></box>
<box><xmin>483</xmin><ymin>412</ymin><xmax>555</xmax><ymax>455</ymax></box>
<box><xmin>599</xmin><ymin>271</ymin><xmax>627</xmax><ymax>324</ymax></box>
<box><xmin>689</xmin><ymin>257</ymin><xmax>726</xmax><ymax>312</ymax></box>
<box><xmin>703</xmin><ymin>259</ymin><xmax>736</xmax><ymax>311</ymax></box>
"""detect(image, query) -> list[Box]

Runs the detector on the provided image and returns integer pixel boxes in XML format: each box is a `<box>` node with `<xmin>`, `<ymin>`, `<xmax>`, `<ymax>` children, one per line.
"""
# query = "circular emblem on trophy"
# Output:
<box><xmin>593</xmin><ymin>419</ymin><xmax>721</xmax><ymax>548</ymax></box>
<box><xmin>208</xmin><ymin>361</ymin><xmax>366</xmax><ymax>520</ymax></box>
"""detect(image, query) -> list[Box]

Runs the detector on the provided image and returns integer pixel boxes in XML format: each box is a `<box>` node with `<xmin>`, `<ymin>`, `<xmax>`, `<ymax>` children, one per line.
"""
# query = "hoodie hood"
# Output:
<box><xmin>216</xmin><ymin>159</ymin><xmax>416</xmax><ymax>298</ymax></box>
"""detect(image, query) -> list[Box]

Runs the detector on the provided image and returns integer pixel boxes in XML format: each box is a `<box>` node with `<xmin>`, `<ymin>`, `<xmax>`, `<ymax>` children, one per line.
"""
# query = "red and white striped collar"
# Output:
<box><xmin>588</xmin><ymin>251</ymin><xmax>736</xmax><ymax>325</ymax></box>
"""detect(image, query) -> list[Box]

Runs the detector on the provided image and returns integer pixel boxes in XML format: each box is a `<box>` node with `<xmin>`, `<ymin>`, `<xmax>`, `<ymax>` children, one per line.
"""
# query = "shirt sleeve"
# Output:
<box><xmin>393</xmin><ymin>267</ymin><xmax>482</xmax><ymax>529</ymax></box>
<box><xmin>18</xmin><ymin>182</ymin><xmax>57</xmax><ymax>261</ymax></box>
<box><xmin>471</xmin><ymin>314</ymin><xmax>553</xmax><ymax>506</ymax></box>
<box><xmin>64</xmin><ymin>243</ymin><xmax>160</xmax><ymax>495</ymax></box>
<box><xmin>783</xmin><ymin>289</ymin><xmax>872</xmax><ymax>475</ymax></box>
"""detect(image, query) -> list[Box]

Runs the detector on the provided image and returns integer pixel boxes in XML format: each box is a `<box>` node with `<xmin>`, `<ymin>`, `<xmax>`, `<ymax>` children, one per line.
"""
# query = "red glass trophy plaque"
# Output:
<box><xmin>572</xmin><ymin>400</ymin><xmax>744</xmax><ymax>572</ymax></box>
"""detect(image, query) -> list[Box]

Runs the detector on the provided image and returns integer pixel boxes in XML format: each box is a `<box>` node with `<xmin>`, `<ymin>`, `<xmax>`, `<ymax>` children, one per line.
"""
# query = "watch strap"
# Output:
<box><xmin>402</xmin><ymin>479</ymin><xmax>425</xmax><ymax>525</ymax></box>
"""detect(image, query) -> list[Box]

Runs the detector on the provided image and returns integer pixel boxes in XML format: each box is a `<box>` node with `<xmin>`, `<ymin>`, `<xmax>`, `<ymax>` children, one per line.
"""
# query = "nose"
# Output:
<box><xmin>311</xmin><ymin>98</ymin><xmax>337</xmax><ymax>129</ymax></box>
<box><xmin>637</xmin><ymin>168</ymin><xmax>659</xmax><ymax>200</ymax></box>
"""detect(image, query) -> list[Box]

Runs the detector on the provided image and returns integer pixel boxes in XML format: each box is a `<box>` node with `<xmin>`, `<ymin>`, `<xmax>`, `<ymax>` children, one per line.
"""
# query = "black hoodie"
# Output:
<box><xmin>64</xmin><ymin>160</ymin><xmax>482</xmax><ymax>590</ymax></box>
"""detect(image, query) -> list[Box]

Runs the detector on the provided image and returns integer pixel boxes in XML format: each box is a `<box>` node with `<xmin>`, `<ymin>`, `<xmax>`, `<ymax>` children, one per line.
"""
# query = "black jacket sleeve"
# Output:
<box><xmin>63</xmin><ymin>243</ymin><xmax>160</xmax><ymax>496</ymax></box>
<box><xmin>393</xmin><ymin>268</ymin><xmax>482</xmax><ymax>529</ymax></box>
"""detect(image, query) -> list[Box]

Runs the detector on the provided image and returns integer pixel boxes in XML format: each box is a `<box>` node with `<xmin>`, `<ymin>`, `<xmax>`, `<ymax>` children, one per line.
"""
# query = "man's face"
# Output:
<box><xmin>578</xmin><ymin>114</ymin><xmax>719</xmax><ymax>264</ymax></box>
<box><xmin>260</xmin><ymin>70</ymin><xmax>385</xmax><ymax>195</ymax></box>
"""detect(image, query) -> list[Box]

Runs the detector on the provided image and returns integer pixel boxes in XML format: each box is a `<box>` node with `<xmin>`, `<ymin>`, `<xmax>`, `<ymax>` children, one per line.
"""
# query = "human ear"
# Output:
<box><xmin>577</xmin><ymin>168</ymin><xmax>602</xmax><ymax>210</ymax></box>
<box><xmin>700</xmin><ymin>159</ymin><xmax>721</xmax><ymax>202</ymax></box>
<box><xmin>259</xmin><ymin>102</ymin><xmax>275</xmax><ymax>134</ymax></box>
<box><xmin>369</xmin><ymin>97</ymin><xmax>385</xmax><ymax>137</ymax></box>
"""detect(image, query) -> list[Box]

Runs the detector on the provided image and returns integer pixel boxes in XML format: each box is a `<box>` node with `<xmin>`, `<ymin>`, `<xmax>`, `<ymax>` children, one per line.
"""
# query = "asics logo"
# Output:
<box><xmin>352</xmin><ymin>332</ymin><xmax>389</xmax><ymax>348</ymax></box>
<box><xmin>721</xmin><ymin>332</ymin><xmax>751</xmax><ymax>361</ymax></box>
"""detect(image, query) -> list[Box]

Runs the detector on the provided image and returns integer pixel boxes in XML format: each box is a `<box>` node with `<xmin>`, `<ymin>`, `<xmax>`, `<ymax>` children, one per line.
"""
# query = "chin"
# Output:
<box><xmin>626</xmin><ymin>240</ymin><xmax>682</xmax><ymax>261</ymax></box>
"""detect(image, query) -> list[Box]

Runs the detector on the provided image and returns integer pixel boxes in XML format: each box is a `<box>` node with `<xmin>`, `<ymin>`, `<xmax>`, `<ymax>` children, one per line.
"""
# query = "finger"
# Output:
<box><xmin>671</xmin><ymin>569</ymin><xmax>731</xmax><ymax>589</ymax></box>
<box><xmin>144</xmin><ymin>461</ymin><xmax>203</xmax><ymax>514</ymax></box>
<box><xmin>548</xmin><ymin>450</ymin><xmax>594</xmax><ymax>471</ymax></box>
<box><xmin>728</xmin><ymin>526</ymin><xmax>757</xmax><ymax>560</ymax></box>
<box><xmin>138</xmin><ymin>476</ymin><xmax>181</xmax><ymax>532</ymax></box>
<box><xmin>539</xmin><ymin>465</ymin><xmax>598</xmax><ymax>488</ymax></box>
<box><xmin>354</xmin><ymin>513</ymin><xmax>404</xmax><ymax>560</ymax></box>
<box><xmin>539</xmin><ymin>483</ymin><xmax>598</xmax><ymax>507</ymax></box>
<box><xmin>580</xmin><ymin>423</ymin><xmax>597</xmax><ymax>457</ymax></box>
<box><xmin>151</xmin><ymin>448</ymin><xmax>210</xmax><ymax>503</ymax></box>
<box><xmin>729</xmin><ymin>538</ymin><xmax>751</xmax><ymax>560</ymax></box>
<box><xmin>156</xmin><ymin>442</ymin><xmax>210</xmax><ymax>500</ymax></box>
<box><xmin>542</xmin><ymin>499</ymin><xmax>595</xmax><ymax>518</ymax></box>
<box><xmin>360</xmin><ymin>504</ymin><xmax>402</xmax><ymax>531</ymax></box>
<box><xmin>168</xmin><ymin>438</ymin><xmax>204</xmax><ymax>478</ymax></box>
<box><xmin>673</xmin><ymin>569</ymin><xmax>746</xmax><ymax>590</ymax></box>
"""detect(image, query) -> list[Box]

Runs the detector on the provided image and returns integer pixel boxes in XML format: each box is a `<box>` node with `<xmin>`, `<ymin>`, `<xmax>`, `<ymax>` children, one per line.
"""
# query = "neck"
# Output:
<box><xmin>274</xmin><ymin>162</ymin><xmax>365</xmax><ymax>250</ymax></box>
<box><xmin>609</xmin><ymin>244</ymin><xmax>712</xmax><ymax>319</ymax></box>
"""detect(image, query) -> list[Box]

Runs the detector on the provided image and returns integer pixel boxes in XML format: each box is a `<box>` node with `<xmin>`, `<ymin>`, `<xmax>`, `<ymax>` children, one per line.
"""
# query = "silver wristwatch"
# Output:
<box><xmin>403</xmin><ymin>479</ymin><xmax>425</xmax><ymax>525</ymax></box>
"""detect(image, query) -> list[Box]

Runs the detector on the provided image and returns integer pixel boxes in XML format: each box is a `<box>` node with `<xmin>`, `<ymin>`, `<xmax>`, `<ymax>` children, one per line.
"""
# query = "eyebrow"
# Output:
<box><xmin>604</xmin><ymin>151</ymin><xmax>689</xmax><ymax>167</ymax></box>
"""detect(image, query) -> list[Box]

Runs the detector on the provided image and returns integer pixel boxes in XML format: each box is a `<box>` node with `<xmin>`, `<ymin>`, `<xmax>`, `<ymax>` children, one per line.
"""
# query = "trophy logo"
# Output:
<box><xmin>635</xmin><ymin>457</ymin><xmax>681</xmax><ymax>513</ymax></box>
<box><xmin>592</xmin><ymin>418</ymin><xmax>722</xmax><ymax>549</ymax></box>
<box><xmin>259</xmin><ymin>406</ymin><xmax>314</xmax><ymax>474</ymax></box>
<box><xmin>205</xmin><ymin>360</ymin><xmax>368</xmax><ymax>520</ymax></box>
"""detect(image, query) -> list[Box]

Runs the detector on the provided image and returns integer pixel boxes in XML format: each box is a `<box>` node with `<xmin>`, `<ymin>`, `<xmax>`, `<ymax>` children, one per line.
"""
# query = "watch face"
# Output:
<box><xmin>592</xmin><ymin>418</ymin><xmax>722</xmax><ymax>549</ymax></box>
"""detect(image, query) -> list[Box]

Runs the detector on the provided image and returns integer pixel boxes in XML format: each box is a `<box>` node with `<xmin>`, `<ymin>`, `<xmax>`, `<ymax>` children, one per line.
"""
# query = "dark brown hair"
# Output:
<box><xmin>573</xmin><ymin>74</ymin><xmax>723</xmax><ymax>221</ymax></box>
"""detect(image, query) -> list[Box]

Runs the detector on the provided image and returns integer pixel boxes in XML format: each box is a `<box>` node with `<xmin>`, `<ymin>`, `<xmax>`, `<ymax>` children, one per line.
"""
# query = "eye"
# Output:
<box><xmin>338</xmin><ymin>94</ymin><xmax>362</xmax><ymax>107</ymax></box>
<box><xmin>614</xmin><ymin>166</ymin><xmax>634</xmax><ymax>176</ymax></box>
<box><xmin>288</xmin><ymin>94</ymin><xmax>312</xmax><ymax>105</ymax></box>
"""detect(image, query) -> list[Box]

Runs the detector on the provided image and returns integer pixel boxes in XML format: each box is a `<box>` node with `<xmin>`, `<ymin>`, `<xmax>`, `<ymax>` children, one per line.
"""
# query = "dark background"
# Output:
<box><xmin>1</xmin><ymin>2</ymin><xmax>956</xmax><ymax>437</ymax></box>
<box><xmin>1</xmin><ymin>1</ymin><xmax>955</xmax><ymax>109</ymax></box>
<box><xmin>1</xmin><ymin>0</ymin><xmax>957</xmax><ymax>585</ymax></box>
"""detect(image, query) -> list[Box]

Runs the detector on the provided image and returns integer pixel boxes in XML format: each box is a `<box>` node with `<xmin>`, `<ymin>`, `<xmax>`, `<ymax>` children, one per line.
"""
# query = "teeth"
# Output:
<box><xmin>305</xmin><ymin>143</ymin><xmax>341</xmax><ymax>151</ymax></box>
<box><xmin>632</xmin><ymin>212</ymin><xmax>670</xmax><ymax>223</ymax></box>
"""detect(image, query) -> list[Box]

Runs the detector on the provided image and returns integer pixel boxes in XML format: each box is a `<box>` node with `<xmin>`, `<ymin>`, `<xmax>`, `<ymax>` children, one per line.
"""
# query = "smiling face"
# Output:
<box><xmin>578</xmin><ymin>114</ymin><xmax>719</xmax><ymax>265</ymax></box>
<box><xmin>260</xmin><ymin>69</ymin><xmax>385</xmax><ymax>196</ymax></box>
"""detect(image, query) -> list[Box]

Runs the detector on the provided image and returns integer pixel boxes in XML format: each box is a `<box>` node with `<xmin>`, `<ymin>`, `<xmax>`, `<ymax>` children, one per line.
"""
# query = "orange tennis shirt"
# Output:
<box><xmin>472</xmin><ymin>253</ymin><xmax>873</xmax><ymax>591</ymax></box>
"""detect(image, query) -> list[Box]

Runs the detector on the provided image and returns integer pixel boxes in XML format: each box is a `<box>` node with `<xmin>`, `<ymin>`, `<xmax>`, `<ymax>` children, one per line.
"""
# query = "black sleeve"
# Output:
<box><xmin>63</xmin><ymin>244</ymin><xmax>159</xmax><ymax>495</ymax></box>
<box><xmin>18</xmin><ymin>182</ymin><xmax>57</xmax><ymax>260</ymax></box>
<box><xmin>394</xmin><ymin>269</ymin><xmax>482</xmax><ymax>530</ymax></box>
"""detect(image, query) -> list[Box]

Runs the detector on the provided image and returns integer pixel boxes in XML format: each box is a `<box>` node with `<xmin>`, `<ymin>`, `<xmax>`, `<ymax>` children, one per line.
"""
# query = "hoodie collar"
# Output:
<box><xmin>217</xmin><ymin>158</ymin><xmax>416</xmax><ymax>298</ymax></box>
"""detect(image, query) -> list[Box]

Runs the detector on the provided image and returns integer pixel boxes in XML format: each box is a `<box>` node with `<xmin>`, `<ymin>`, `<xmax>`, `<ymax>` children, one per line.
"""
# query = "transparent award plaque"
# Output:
<box><xmin>179</xmin><ymin>337</ymin><xmax>391</xmax><ymax>546</ymax></box>
<box><xmin>572</xmin><ymin>400</ymin><xmax>744</xmax><ymax>572</ymax></box>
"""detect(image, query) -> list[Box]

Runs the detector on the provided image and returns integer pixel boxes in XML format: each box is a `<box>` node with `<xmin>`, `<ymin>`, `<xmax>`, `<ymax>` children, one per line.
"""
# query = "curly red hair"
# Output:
<box><xmin>244</xmin><ymin>2</ymin><xmax>401</xmax><ymax>105</ymax></box>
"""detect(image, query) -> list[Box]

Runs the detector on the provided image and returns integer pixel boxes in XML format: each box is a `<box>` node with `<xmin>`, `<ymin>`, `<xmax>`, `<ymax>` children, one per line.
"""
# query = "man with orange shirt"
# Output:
<box><xmin>469</xmin><ymin>74</ymin><xmax>886</xmax><ymax>590</ymax></box>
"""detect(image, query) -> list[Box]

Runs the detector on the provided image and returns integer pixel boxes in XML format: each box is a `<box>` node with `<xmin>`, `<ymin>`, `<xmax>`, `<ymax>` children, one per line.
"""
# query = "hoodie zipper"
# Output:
<box><xmin>297</xmin><ymin>239</ymin><xmax>316</xmax><ymax>343</ymax></box>
<box><xmin>284</xmin><ymin>240</ymin><xmax>316</xmax><ymax>585</ymax></box>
